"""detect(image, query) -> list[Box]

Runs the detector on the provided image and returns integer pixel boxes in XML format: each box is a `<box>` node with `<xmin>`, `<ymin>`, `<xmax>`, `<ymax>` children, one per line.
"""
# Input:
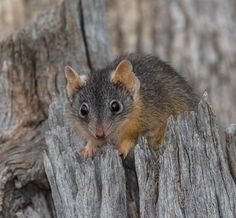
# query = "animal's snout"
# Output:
<box><xmin>95</xmin><ymin>125</ymin><xmax>106</xmax><ymax>139</ymax></box>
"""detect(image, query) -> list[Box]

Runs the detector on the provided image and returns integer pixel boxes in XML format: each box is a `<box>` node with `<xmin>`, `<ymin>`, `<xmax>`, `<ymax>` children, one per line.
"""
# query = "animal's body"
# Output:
<box><xmin>65</xmin><ymin>54</ymin><xmax>198</xmax><ymax>158</ymax></box>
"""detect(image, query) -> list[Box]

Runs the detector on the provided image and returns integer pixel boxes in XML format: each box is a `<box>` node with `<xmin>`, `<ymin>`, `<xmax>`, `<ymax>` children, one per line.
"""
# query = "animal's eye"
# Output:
<box><xmin>79</xmin><ymin>103</ymin><xmax>89</xmax><ymax>117</ymax></box>
<box><xmin>109</xmin><ymin>100</ymin><xmax>123</xmax><ymax>114</ymax></box>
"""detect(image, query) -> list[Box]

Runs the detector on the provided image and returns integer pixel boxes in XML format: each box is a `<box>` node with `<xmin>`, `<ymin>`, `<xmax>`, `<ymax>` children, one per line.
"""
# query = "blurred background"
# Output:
<box><xmin>0</xmin><ymin>0</ymin><xmax>235</xmax><ymax>129</ymax></box>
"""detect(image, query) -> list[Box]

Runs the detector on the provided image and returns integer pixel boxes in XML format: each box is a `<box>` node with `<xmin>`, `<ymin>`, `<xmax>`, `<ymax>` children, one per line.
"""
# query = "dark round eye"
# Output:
<box><xmin>79</xmin><ymin>103</ymin><xmax>89</xmax><ymax>117</ymax></box>
<box><xmin>110</xmin><ymin>100</ymin><xmax>123</xmax><ymax>114</ymax></box>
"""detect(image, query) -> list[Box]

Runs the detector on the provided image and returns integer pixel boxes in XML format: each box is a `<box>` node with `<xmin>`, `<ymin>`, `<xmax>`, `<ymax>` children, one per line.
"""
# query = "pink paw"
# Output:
<box><xmin>79</xmin><ymin>143</ymin><xmax>97</xmax><ymax>159</ymax></box>
<box><xmin>114</xmin><ymin>140</ymin><xmax>134</xmax><ymax>159</ymax></box>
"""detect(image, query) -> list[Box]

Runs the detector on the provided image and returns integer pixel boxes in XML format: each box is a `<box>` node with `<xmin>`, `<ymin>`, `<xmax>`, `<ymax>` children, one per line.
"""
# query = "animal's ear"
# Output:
<box><xmin>64</xmin><ymin>66</ymin><xmax>87</xmax><ymax>98</ymax></box>
<box><xmin>110</xmin><ymin>60</ymin><xmax>140</xmax><ymax>98</ymax></box>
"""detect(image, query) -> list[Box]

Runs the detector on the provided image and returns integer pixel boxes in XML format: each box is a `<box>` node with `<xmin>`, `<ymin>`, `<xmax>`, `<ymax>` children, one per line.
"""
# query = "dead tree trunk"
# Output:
<box><xmin>0</xmin><ymin>0</ymin><xmax>111</xmax><ymax>216</ymax></box>
<box><xmin>0</xmin><ymin>0</ymin><xmax>236</xmax><ymax>217</ymax></box>
<box><xmin>45</xmin><ymin>92</ymin><xmax>236</xmax><ymax>218</ymax></box>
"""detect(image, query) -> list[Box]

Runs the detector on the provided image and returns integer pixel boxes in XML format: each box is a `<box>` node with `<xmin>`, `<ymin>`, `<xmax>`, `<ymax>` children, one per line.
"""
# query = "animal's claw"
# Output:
<box><xmin>79</xmin><ymin>143</ymin><xmax>97</xmax><ymax>159</ymax></box>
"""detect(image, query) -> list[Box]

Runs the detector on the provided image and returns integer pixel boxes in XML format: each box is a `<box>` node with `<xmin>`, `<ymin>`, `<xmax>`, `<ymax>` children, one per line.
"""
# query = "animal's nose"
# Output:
<box><xmin>96</xmin><ymin>125</ymin><xmax>105</xmax><ymax>139</ymax></box>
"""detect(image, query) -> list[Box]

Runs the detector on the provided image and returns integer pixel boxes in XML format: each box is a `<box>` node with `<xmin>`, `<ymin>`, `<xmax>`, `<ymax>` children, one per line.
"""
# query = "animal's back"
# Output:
<box><xmin>107</xmin><ymin>54</ymin><xmax>199</xmax><ymax>131</ymax></box>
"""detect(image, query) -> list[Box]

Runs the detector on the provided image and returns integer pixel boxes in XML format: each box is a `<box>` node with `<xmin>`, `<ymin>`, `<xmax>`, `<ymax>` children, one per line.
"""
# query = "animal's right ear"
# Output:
<box><xmin>110</xmin><ymin>60</ymin><xmax>140</xmax><ymax>99</ymax></box>
<box><xmin>64</xmin><ymin>66</ymin><xmax>87</xmax><ymax>98</ymax></box>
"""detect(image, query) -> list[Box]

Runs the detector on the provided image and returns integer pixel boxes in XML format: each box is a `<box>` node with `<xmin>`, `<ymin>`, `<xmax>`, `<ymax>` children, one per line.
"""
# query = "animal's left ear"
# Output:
<box><xmin>110</xmin><ymin>60</ymin><xmax>140</xmax><ymax>98</ymax></box>
<box><xmin>64</xmin><ymin>66</ymin><xmax>87</xmax><ymax>98</ymax></box>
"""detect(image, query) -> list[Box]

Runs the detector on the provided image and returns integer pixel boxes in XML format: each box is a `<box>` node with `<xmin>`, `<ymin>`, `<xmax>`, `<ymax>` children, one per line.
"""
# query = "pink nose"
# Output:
<box><xmin>96</xmin><ymin>132</ymin><xmax>105</xmax><ymax>139</ymax></box>
<box><xmin>96</xmin><ymin>125</ymin><xmax>106</xmax><ymax>139</ymax></box>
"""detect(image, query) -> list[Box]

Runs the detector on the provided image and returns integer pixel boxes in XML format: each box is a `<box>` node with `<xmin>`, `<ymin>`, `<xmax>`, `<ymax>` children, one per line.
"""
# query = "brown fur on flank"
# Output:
<box><xmin>65</xmin><ymin>54</ymin><xmax>199</xmax><ymax>158</ymax></box>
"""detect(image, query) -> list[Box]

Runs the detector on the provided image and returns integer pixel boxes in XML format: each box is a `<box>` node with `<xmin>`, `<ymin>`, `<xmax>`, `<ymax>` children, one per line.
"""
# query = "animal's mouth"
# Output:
<box><xmin>88</xmin><ymin>122</ymin><xmax>112</xmax><ymax>141</ymax></box>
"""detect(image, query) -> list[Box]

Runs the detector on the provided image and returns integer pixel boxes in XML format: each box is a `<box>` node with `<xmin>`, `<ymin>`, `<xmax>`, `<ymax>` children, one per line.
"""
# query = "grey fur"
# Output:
<box><xmin>70</xmin><ymin>54</ymin><xmax>199</xmax><ymax>138</ymax></box>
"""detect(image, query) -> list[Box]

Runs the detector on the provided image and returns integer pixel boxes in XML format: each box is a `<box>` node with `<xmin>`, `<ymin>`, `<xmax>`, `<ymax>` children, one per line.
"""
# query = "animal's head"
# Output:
<box><xmin>65</xmin><ymin>60</ymin><xmax>140</xmax><ymax>142</ymax></box>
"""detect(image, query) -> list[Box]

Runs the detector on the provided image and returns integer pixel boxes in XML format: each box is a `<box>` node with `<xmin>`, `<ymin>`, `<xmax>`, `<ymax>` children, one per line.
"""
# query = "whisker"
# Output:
<box><xmin>87</xmin><ymin>126</ymin><xmax>96</xmax><ymax>137</ymax></box>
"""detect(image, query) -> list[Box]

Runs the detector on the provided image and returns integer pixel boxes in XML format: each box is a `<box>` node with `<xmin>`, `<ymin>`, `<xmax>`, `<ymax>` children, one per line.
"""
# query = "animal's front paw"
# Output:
<box><xmin>79</xmin><ymin>142</ymin><xmax>97</xmax><ymax>159</ymax></box>
<box><xmin>115</xmin><ymin>140</ymin><xmax>134</xmax><ymax>159</ymax></box>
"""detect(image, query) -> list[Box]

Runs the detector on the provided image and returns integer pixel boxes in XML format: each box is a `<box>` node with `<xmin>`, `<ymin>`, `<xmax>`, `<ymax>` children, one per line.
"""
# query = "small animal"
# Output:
<box><xmin>65</xmin><ymin>54</ymin><xmax>198</xmax><ymax>158</ymax></box>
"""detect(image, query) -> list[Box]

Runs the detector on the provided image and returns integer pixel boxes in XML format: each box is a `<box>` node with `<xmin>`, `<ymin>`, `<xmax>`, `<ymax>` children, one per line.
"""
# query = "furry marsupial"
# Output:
<box><xmin>65</xmin><ymin>54</ymin><xmax>198</xmax><ymax>158</ymax></box>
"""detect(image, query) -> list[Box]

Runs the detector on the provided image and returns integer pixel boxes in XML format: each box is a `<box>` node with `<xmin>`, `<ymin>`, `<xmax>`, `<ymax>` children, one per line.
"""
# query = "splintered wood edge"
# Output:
<box><xmin>225</xmin><ymin>124</ymin><xmax>236</xmax><ymax>182</ymax></box>
<box><xmin>45</xmin><ymin>90</ymin><xmax>236</xmax><ymax>218</ymax></box>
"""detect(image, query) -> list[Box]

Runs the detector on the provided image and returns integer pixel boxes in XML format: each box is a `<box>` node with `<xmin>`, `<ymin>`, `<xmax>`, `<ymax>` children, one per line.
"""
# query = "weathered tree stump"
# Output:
<box><xmin>44</xmin><ymin>91</ymin><xmax>236</xmax><ymax>217</ymax></box>
<box><xmin>0</xmin><ymin>0</ymin><xmax>236</xmax><ymax>217</ymax></box>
